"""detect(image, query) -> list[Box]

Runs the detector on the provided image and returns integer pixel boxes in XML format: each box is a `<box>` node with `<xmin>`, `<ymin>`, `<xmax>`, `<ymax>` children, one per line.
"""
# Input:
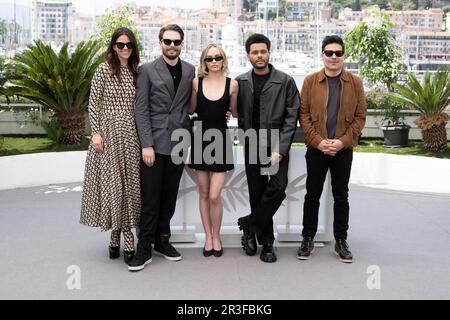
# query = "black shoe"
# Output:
<box><xmin>109</xmin><ymin>246</ymin><xmax>120</xmax><ymax>259</ymax></box>
<box><xmin>128</xmin><ymin>242</ymin><xmax>152</xmax><ymax>272</ymax></box>
<box><xmin>260</xmin><ymin>243</ymin><xmax>277</xmax><ymax>263</ymax></box>
<box><xmin>213</xmin><ymin>248</ymin><xmax>223</xmax><ymax>257</ymax></box>
<box><xmin>335</xmin><ymin>239</ymin><xmax>353</xmax><ymax>263</ymax></box>
<box><xmin>203</xmin><ymin>247</ymin><xmax>214</xmax><ymax>257</ymax></box>
<box><xmin>297</xmin><ymin>237</ymin><xmax>315</xmax><ymax>260</ymax></box>
<box><xmin>213</xmin><ymin>241</ymin><xmax>223</xmax><ymax>257</ymax></box>
<box><xmin>154</xmin><ymin>241</ymin><xmax>182</xmax><ymax>261</ymax></box>
<box><xmin>123</xmin><ymin>250</ymin><xmax>135</xmax><ymax>264</ymax></box>
<box><xmin>237</xmin><ymin>216</ymin><xmax>257</xmax><ymax>256</ymax></box>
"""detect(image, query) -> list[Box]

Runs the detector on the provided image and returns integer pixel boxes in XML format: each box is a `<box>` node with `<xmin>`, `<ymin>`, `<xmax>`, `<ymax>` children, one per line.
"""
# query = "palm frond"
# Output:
<box><xmin>390</xmin><ymin>69</ymin><xmax>450</xmax><ymax>116</ymax></box>
<box><xmin>9</xmin><ymin>39</ymin><xmax>104</xmax><ymax>115</ymax></box>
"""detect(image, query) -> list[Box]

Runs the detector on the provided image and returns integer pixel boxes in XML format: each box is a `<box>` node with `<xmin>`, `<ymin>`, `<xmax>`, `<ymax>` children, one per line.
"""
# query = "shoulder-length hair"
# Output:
<box><xmin>197</xmin><ymin>44</ymin><xmax>228</xmax><ymax>78</ymax></box>
<box><xmin>106</xmin><ymin>27</ymin><xmax>140</xmax><ymax>86</ymax></box>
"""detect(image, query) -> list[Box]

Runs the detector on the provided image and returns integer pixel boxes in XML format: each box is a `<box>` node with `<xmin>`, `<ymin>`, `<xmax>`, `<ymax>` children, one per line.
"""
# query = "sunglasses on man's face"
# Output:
<box><xmin>204</xmin><ymin>56</ymin><xmax>224</xmax><ymax>63</ymax></box>
<box><xmin>115</xmin><ymin>42</ymin><xmax>134</xmax><ymax>50</ymax></box>
<box><xmin>161</xmin><ymin>39</ymin><xmax>183</xmax><ymax>46</ymax></box>
<box><xmin>323</xmin><ymin>50</ymin><xmax>344</xmax><ymax>58</ymax></box>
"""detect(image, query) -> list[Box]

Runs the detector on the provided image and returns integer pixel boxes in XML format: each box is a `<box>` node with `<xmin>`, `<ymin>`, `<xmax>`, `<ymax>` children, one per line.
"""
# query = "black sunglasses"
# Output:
<box><xmin>161</xmin><ymin>39</ymin><xmax>183</xmax><ymax>46</ymax></box>
<box><xmin>204</xmin><ymin>56</ymin><xmax>224</xmax><ymax>63</ymax></box>
<box><xmin>115</xmin><ymin>42</ymin><xmax>134</xmax><ymax>49</ymax></box>
<box><xmin>323</xmin><ymin>50</ymin><xmax>344</xmax><ymax>57</ymax></box>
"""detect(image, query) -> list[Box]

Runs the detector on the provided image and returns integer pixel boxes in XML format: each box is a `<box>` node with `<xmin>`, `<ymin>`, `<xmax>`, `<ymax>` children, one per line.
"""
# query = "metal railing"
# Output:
<box><xmin>0</xmin><ymin>103</ymin><xmax>44</xmax><ymax>118</ymax></box>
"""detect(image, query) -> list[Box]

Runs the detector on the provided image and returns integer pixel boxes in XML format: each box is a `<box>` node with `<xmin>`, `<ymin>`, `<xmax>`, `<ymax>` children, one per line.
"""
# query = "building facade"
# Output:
<box><xmin>31</xmin><ymin>0</ymin><xmax>74</xmax><ymax>45</ymax></box>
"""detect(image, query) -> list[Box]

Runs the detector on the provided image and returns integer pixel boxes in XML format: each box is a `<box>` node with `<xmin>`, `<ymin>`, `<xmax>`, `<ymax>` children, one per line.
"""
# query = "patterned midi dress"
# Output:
<box><xmin>80</xmin><ymin>62</ymin><xmax>141</xmax><ymax>231</ymax></box>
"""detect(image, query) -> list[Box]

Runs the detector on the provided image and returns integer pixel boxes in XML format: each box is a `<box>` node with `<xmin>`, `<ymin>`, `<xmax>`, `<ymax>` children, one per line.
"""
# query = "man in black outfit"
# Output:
<box><xmin>130</xmin><ymin>24</ymin><xmax>195</xmax><ymax>272</ymax></box>
<box><xmin>234</xmin><ymin>34</ymin><xmax>300</xmax><ymax>263</ymax></box>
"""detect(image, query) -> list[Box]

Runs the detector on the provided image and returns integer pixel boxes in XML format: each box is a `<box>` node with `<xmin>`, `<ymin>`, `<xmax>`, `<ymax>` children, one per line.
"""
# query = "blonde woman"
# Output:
<box><xmin>188</xmin><ymin>44</ymin><xmax>238</xmax><ymax>257</ymax></box>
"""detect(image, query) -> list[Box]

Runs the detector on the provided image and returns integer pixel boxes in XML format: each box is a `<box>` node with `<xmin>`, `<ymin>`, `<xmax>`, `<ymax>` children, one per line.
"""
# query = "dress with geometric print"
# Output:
<box><xmin>80</xmin><ymin>62</ymin><xmax>141</xmax><ymax>231</ymax></box>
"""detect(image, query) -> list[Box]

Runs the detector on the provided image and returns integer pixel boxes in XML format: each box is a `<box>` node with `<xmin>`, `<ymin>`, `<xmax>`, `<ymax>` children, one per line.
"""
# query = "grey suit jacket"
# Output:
<box><xmin>134</xmin><ymin>56</ymin><xmax>195</xmax><ymax>155</ymax></box>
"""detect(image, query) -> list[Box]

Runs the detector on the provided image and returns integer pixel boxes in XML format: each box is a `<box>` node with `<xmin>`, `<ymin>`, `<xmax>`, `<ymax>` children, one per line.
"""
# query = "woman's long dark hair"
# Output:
<box><xmin>106</xmin><ymin>27</ymin><xmax>140</xmax><ymax>86</ymax></box>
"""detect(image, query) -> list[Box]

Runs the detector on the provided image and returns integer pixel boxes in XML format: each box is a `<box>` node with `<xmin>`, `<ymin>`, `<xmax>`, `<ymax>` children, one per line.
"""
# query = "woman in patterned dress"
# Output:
<box><xmin>80</xmin><ymin>27</ymin><xmax>141</xmax><ymax>264</ymax></box>
<box><xmin>188</xmin><ymin>44</ymin><xmax>239</xmax><ymax>257</ymax></box>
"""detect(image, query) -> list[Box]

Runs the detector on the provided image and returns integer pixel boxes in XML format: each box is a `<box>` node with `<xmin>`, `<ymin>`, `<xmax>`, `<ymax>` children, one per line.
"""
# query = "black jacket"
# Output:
<box><xmin>236</xmin><ymin>64</ymin><xmax>300</xmax><ymax>156</ymax></box>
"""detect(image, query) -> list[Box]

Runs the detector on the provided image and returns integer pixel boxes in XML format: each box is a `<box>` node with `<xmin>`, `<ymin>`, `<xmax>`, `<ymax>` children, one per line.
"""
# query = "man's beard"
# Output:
<box><xmin>252</xmin><ymin>60</ymin><xmax>268</xmax><ymax>69</ymax></box>
<box><xmin>163</xmin><ymin>48</ymin><xmax>180</xmax><ymax>60</ymax></box>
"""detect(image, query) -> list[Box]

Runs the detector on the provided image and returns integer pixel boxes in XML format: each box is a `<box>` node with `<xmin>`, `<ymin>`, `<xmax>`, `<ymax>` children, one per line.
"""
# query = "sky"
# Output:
<box><xmin>0</xmin><ymin>0</ymin><xmax>212</xmax><ymax>16</ymax></box>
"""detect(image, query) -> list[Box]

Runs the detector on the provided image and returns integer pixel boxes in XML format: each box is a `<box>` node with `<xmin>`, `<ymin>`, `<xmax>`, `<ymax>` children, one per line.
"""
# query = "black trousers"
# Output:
<box><xmin>244</xmin><ymin>144</ymin><xmax>289</xmax><ymax>245</ymax></box>
<box><xmin>302</xmin><ymin>147</ymin><xmax>353</xmax><ymax>240</ymax></box>
<box><xmin>138</xmin><ymin>153</ymin><xmax>185</xmax><ymax>244</ymax></box>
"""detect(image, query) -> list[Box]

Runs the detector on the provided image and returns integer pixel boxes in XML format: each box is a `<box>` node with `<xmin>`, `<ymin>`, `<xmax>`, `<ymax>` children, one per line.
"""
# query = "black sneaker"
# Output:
<box><xmin>128</xmin><ymin>243</ymin><xmax>152</xmax><ymax>272</ymax></box>
<box><xmin>237</xmin><ymin>216</ymin><xmax>257</xmax><ymax>256</ymax></box>
<box><xmin>297</xmin><ymin>237</ymin><xmax>315</xmax><ymax>260</ymax></box>
<box><xmin>154</xmin><ymin>241</ymin><xmax>182</xmax><ymax>261</ymax></box>
<box><xmin>260</xmin><ymin>243</ymin><xmax>277</xmax><ymax>263</ymax></box>
<box><xmin>335</xmin><ymin>239</ymin><xmax>353</xmax><ymax>263</ymax></box>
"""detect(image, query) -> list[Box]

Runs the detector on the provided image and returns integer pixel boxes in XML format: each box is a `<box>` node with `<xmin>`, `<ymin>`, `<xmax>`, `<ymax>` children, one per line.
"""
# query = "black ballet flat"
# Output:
<box><xmin>213</xmin><ymin>241</ymin><xmax>223</xmax><ymax>257</ymax></box>
<box><xmin>124</xmin><ymin>250</ymin><xmax>135</xmax><ymax>264</ymax></box>
<box><xmin>109</xmin><ymin>246</ymin><xmax>120</xmax><ymax>259</ymax></box>
<box><xmin>213</xmin><ymin>247</ymin><xmax>223</xmax><ymax>257</ymax></box>
<box><xmin>203</xmin><ymin>247</ymin><xmax>214</xmax><ymax>257</ymax></box>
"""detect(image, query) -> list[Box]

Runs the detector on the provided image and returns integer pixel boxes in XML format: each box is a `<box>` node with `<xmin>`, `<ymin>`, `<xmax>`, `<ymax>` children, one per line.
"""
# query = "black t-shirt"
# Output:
<box><xmin>251</xmin><ymin>66</ymin><xmax>272</xmax><ymax>129</ymax></box>
<box><xmin>326</xmin><ymin>75</ymin><xmax>341</xmax><ymax>139</ymax></box>
<box><xmin>165</xmin><ymin>59</ymin><xmax>182</xmax><ymax>95</ymax></box>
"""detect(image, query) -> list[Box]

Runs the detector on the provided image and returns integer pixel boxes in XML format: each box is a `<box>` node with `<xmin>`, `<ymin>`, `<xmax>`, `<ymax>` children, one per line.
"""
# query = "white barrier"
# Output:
<box><xmin>0</xmin><ymin>151</ymin><xmax>87</xmax><ymax>190</ymax></box>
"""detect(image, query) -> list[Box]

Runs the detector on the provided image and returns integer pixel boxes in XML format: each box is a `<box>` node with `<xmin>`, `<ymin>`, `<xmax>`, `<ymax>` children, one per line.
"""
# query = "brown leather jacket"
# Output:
<box><xmin>300</xmin><ymin>69</ymin><xmax>367</xmax><ymax>149</ymax></box>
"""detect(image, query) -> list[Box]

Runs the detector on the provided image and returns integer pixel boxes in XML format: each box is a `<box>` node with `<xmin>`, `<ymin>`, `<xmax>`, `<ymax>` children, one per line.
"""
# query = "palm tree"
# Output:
<box><xmin>0</xmin><ymin>55</ymin><xmax>9</xmax><ymax>102</ymax></box>
<box><xmin>9</xmin><ymin>40</ymin><xmax>103</xmax><ymax>145</ymax></box>
<box><xmin>389</xmin><ymin>69</ymin><xmax>450</xmax><ymax>152</ymax></box>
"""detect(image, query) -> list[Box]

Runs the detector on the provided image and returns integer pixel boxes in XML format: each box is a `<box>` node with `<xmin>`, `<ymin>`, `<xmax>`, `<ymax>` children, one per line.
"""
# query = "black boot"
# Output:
<box><xmin>109</xmin><ymin>246</ymin><xmax>120</xmax><ymax>259</ymax></box>
<box><xmin>260</xmin><ymin>243</ymin><xmax>277</xmax><ymax>263</ymax></box>
<box><xmin>335</xmin><ymin>239</ymin><xmax>353</xmax><ymax>263</ymax></box>
<box><xmin>297</xmin><ymin>237</ymin><xmax>315</xmax><ymax>260</ymax></box>
<box><xmin>237</xmin><ymin>215</ymin><xmax>257</xmax><ymax>256</ymax></box>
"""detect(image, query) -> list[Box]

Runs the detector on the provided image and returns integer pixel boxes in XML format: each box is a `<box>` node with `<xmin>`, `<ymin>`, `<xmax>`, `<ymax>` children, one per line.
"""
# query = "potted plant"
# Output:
<box><xmin>345</xmin><ymin>7</ymin><xmax>410</xmax><ymax>146</ymax></box>
<box><xmin>378</xmin><ymin>91</ymin><xmax>410</xmax><ymax>147</ymax></box>
<box><xmin>8</xmin><ymin>40</ymin><xmax>103</xmax><ymax>145</ymax></box>
<box><xmin>389</xmin><ymin>69</ymin><xmax>450</xmax><ymax>153</ymax></box>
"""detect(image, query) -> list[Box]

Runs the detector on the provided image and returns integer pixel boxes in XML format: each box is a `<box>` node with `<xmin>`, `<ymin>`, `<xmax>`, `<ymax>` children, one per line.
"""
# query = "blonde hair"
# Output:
<box><xmin>197</xmin><ymin>44</ymin><xmax>228</xmax><ymax>77</ymax></box>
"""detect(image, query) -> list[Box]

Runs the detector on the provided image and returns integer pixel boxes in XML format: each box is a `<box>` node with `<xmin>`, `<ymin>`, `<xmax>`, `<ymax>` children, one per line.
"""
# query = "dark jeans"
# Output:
<box><xmin>138</xmin><ymin>153</ymin><xmax>185</xmax><ymax>244</ymax></box>
<box><xmin>244</xmin><ymin>144</ymin><xmax>289</xmax><ymax>245</ymax></box>
<box><xmin>302</xmin><ymin>147</ymin><xmax>353</xmax><ymax>240</ymax></box>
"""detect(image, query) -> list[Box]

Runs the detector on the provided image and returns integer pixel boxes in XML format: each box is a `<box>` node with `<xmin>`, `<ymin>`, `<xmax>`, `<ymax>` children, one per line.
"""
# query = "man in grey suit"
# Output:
<box><xmin>129</xmin><ymin>24</ymin><xmax>195</xmax><ymax>272</ymax></box>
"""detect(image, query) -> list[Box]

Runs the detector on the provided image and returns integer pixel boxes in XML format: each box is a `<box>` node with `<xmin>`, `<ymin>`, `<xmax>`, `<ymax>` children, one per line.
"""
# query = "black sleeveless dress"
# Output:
<box><xmin>189</xmin><ymin>77</ymin><xmax>234</xmax><ymax>172</ymax></box>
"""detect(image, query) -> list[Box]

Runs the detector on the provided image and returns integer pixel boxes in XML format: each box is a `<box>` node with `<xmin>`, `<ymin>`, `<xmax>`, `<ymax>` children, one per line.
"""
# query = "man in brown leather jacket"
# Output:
<box><xmin>298</xmin><ymin>35</ymin><xmax>366</xmax><ymax>263</ymax></box>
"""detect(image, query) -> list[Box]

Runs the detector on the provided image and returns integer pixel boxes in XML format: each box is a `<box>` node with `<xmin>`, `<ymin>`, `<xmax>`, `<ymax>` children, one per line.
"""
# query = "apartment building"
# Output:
<box><xmin>286</xmin><ymin>0</ymin><xmax>329</xmax><ymax>21</ymax></box>
<box><xmin>31</xmin><ymin>0</ymin><xmax>74</xmax><ymax>44</ymax></box>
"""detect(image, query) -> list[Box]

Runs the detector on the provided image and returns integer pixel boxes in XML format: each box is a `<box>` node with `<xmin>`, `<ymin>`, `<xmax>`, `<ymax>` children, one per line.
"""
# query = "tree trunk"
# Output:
<box><xmin>57</xmin><ymin>112</ymin><xmax>85</xmax><ymax>145</ymax></box>
<box><xmin>420</xmin><ymin>123</ymin><xmax>448</xmax><ymax>153</ymax></box>
<box><xmin>415</xmin><ymin>113</ymin><xmax>448</xmax><ymax>153</ymax></box>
